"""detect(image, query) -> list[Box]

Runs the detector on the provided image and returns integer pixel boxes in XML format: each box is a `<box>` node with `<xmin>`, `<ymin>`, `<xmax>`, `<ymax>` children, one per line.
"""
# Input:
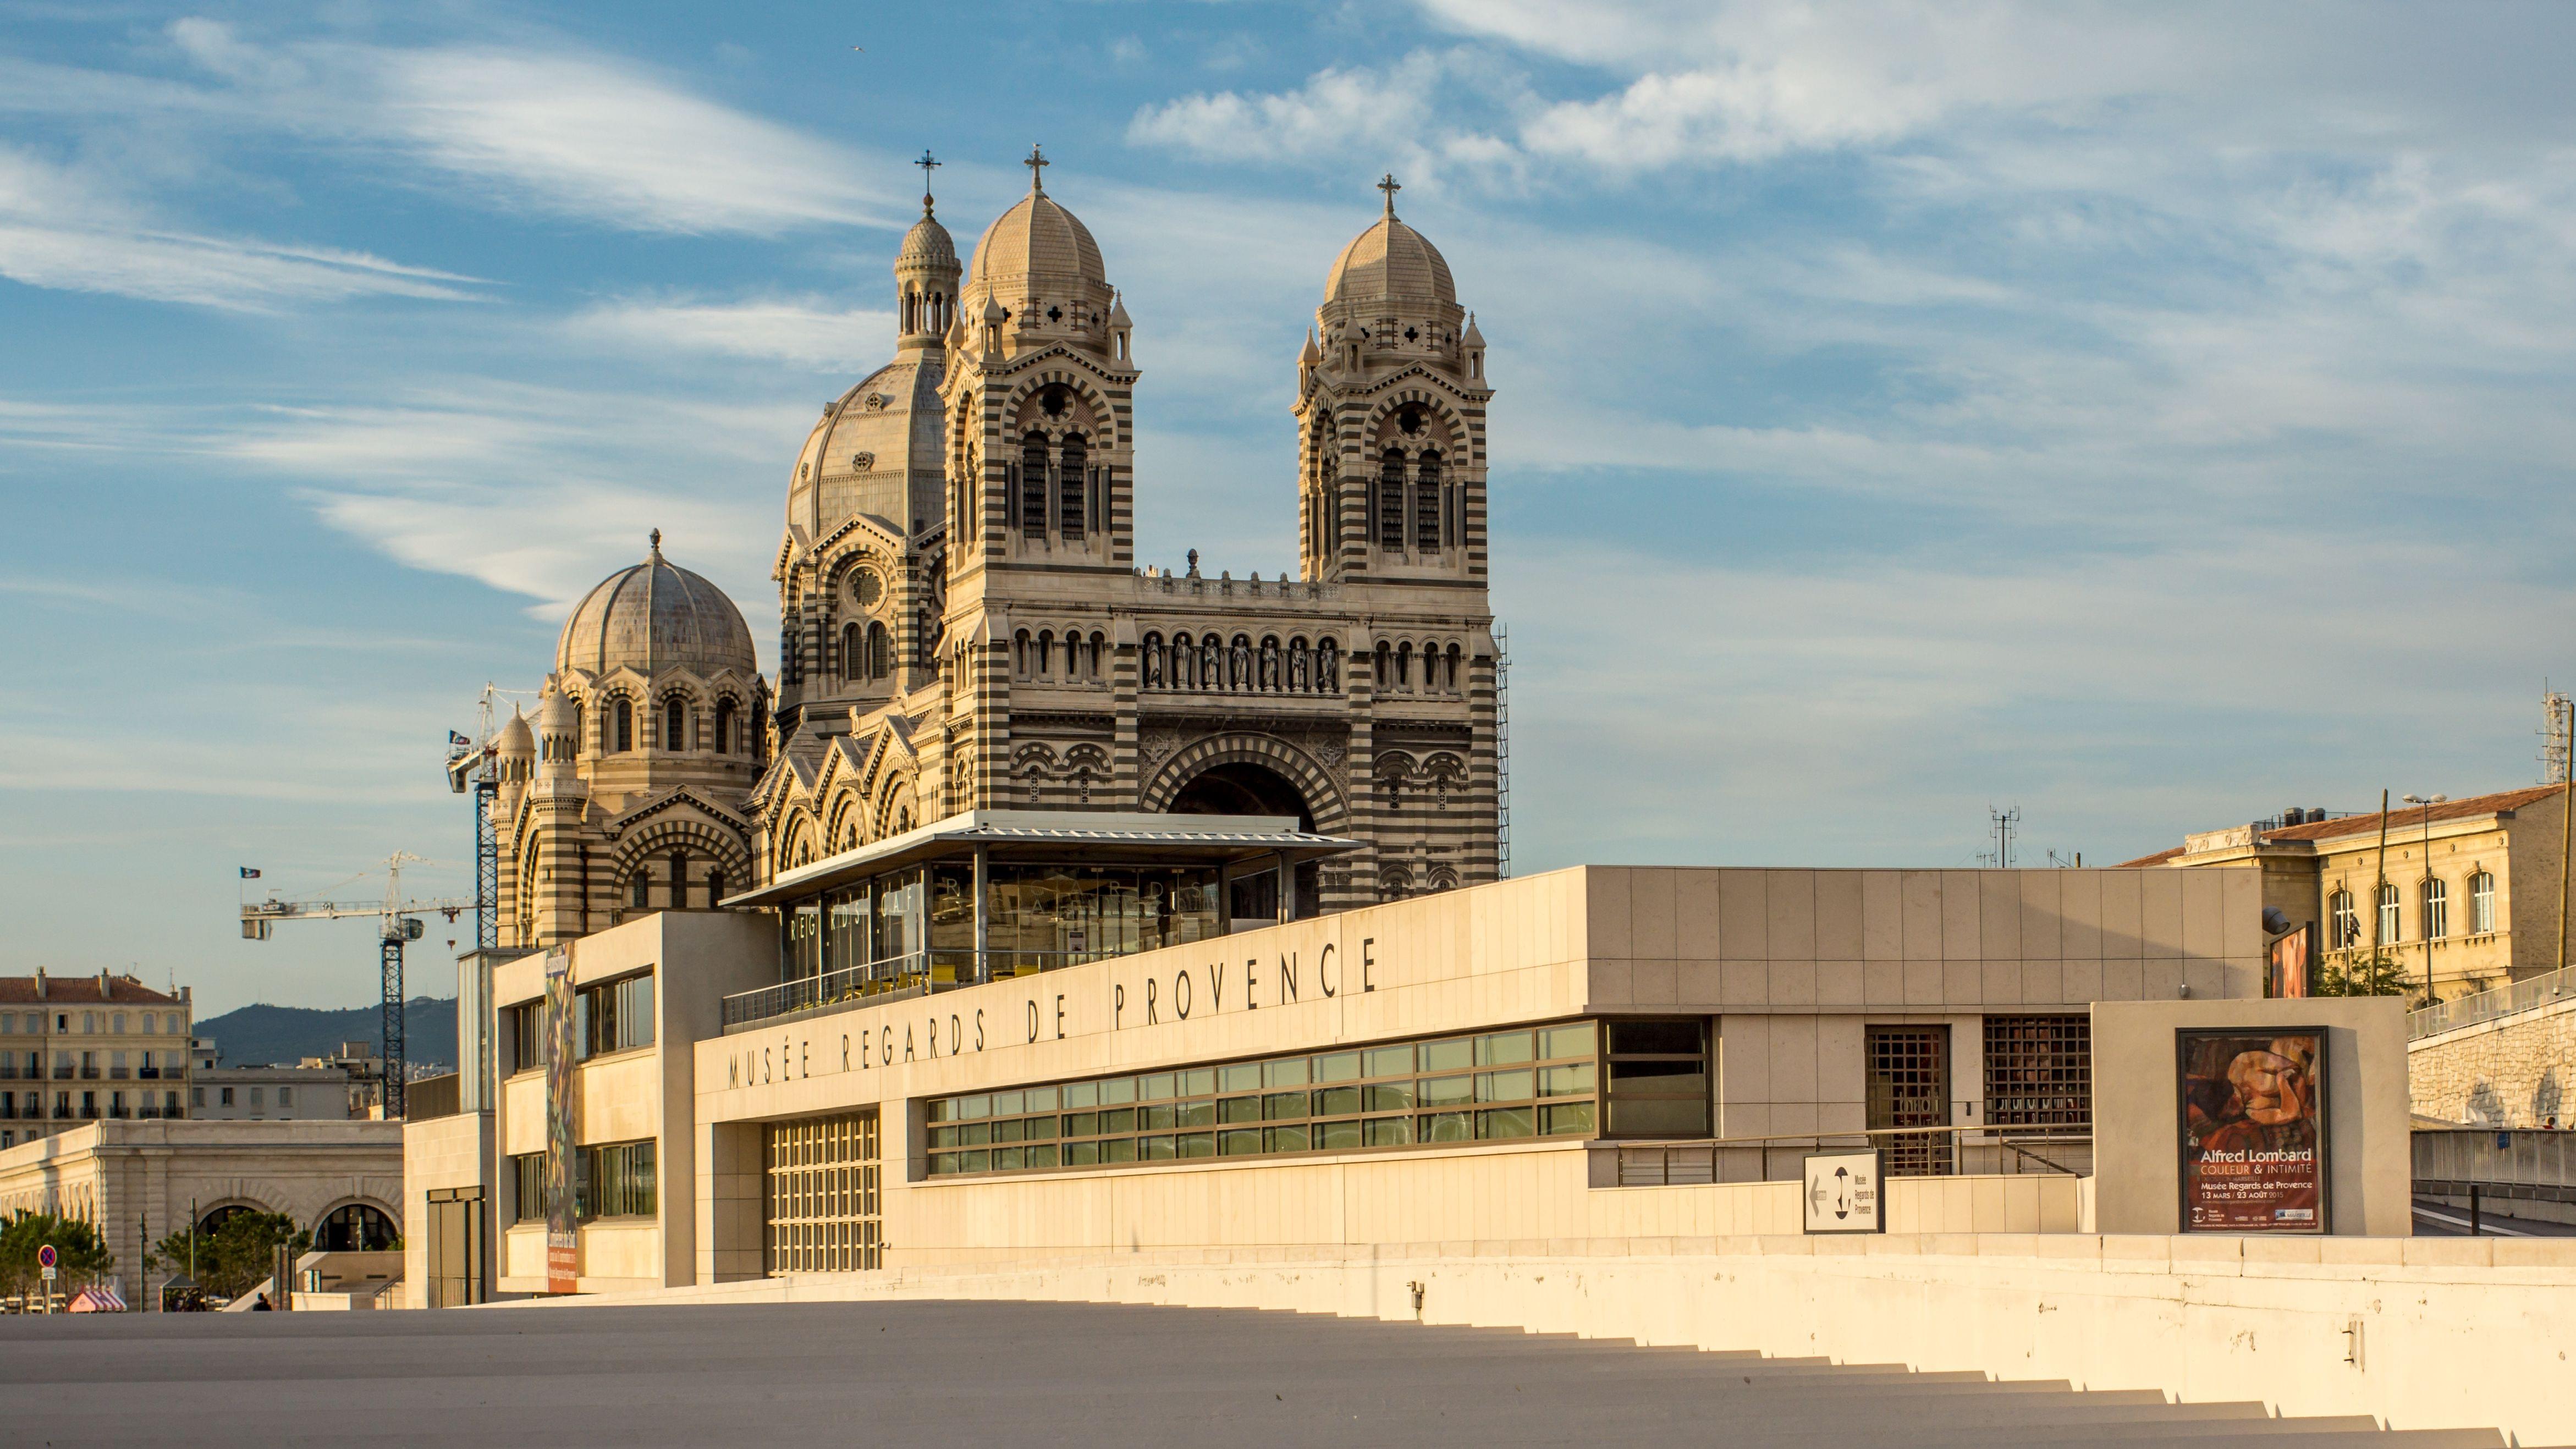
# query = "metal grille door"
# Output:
<box><xmin>1983</xmin><ymin>1015</ymin><xmax>2092</xmax><ymax>1127</ymax></box>
<box><xmin>763</xmin><ymin>1110</ymin><xmax>883</xmax><ymax>1275</ymax></box>
<box><xmin>1866</xmin><ymin>1026</ymin><xmax>1952</xmax><ymax>1176</ymax></box>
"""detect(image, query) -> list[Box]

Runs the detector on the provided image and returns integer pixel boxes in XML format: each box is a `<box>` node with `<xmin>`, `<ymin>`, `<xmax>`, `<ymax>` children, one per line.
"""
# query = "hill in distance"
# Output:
<box><xmin>194</xmin><ymin>996</ymin><xmax>456</xmax><ymax>1072</ymax></box>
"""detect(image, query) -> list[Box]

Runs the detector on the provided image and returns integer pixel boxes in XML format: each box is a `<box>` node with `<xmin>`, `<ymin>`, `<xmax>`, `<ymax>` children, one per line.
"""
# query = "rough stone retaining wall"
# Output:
<box><xmin>2409</xmin><ymin>993</ymin><xmax>2576</xmax><ymax>1125</ymax></box>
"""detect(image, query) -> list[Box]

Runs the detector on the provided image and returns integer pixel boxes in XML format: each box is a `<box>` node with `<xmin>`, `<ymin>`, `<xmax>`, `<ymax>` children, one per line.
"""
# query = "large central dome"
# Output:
<box><xmin>556</xmin><ymin>532</ymin><xmax>757</xmax><ymax>679</ymax></box>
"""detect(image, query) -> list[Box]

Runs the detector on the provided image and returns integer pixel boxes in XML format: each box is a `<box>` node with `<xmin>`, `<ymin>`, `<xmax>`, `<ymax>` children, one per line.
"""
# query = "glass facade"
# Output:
<box><xmin>926</xmin><ymin>1021</ymin><xmax>1642</xmax><ymax>1177</ymax></box>
<box><xmin>508</xmin><ymin>1141</ymin><xmax>657</xmax><ymax>1222</ymax></box>
<box><xmin>1983</xmin><ymin>1015</ymin><xmax>2091</xmax><ymax>1127</ymax></box>
<box><xmin>781</xmin><ymin>861</ymin><xmax>1224</xmax><ymax>990</ymax></box>
<box><xmin>1601</xmin><ymin>1018</ymin><xmax>1713</xmax><ymax>1136</ymax></box>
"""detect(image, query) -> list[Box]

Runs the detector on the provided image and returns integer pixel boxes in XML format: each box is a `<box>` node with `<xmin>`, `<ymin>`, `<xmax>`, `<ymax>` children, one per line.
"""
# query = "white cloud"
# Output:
<box><xmin>0</xmin><ymin>146</ymin><xmax>484</xmax><ymax>309</ymax></box>
<box><xmin>1129</xmin><ymin>51</ymin><xmax>1465</xmax><ymax>167</ymax></box>
<box><xmin>367</xmin><ymin>46</ymin><xmax>895</xmax><ymax>235</ymax></box>
<box><xmin>565</xmin><ymin>296</ymin><xmax>898</xmax><ymax>371</ymax></box>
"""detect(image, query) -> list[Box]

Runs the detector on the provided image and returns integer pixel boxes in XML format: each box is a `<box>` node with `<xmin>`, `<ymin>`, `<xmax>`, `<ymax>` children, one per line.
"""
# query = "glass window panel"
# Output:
<box><xmin>930</xmin><ymin>1154</ymin><xmax>958</xmax><ymax>1176</ymax></box>
<box><xmin>1219</xmin><ymin>1128</ymin><xmax>1262</xmax><ymax>1156</ymax></box>
<box><xmin>1140</xmin><ymin>1104</ymin><xmax>1176</xmax><ymax>1131</ymax></box>
<box><xmin>1419</xmin><ymin>1073</ymin><xmax>1475</xmax><ymax>1106</ymax></box>
<box><xmin>1365</xmin><ymin>1082</ymin><xmax>1417</xmax><ymax>1112</ymax></box>
<box><xmin>1421</xmin><ymin>1038</ymin><xmax>1472</xmax><ymax>1072</ymax></box>
<box><xmin>1539</xmin><ymin>1022</ymin><xmax>1598</xmax><ymax>1060</ymax></box>
<box><xmin>1540</xmin><ymin>1063</ymin><xmax>1597</xmax><ymax>1098</ymax></box>
<box><xmin>1314</xmin><ymin>1051</ymin><xmax>1362</xmax><ymax>1083</ymax></box>
<box><xmin>960</xmin><ymin>1149</ymin><xmax>989</xmax><ymax>1172</ymax></box>
<box><xmin>1364</xmin><ymin>1117</ymin><xmax>1413</xmax><ymax>1148</ymax></box>
<box><xmin>926</xmin><ymin>1099</ymin><xmax>950</xmax><ymax>1124</ymax></box>
<box><xmin>1065</xmin><ymin>1141</ymin><xmax>1100</xmax><ymax>1166</ymax></box>
<box><xmin>1138</xmin><ymin>1073</ymin><xmax>1175</xmax><ymax>1101</ymax></box>
<box><xmin>1476</xmin><ymin>1032</ymin><xmax>1535</xmax><ymax>1066</ymax></box>
<box><xmin>1176</xmin><ymin>1100</ymin><xmax>1214</xmax><ymax>1128</ymax></box>
<box><xmin>1608</xmin><ymin>1020</ymin><xmax>1702</xmax><ymax>1055</ymax></box>
<box><xmin>1026</xmin><ymin>1086</ymin><xmax>1059</xmax><ymax>1112</ymax></box>
<box><xmin>1478</xmin><ymin>1069</ymin><xmax>1535</xmax><ymax>1103</ymax></box>
<box><xmin>1315</xmin><ymin>1086</ymin><xmax>1362</xmax><ymax>1117</ymax></box>
<box><xmin>1219</xmin><ymin>1097</ymin><xmax>1262</xmax><ymax>1125</ymax></box>
<box><xmin>1178</xmin><ymin>1133</ymin><xmax>1215</xmax><ymax>1159</ymax></box>
<box><xmin>992</xmin><ymin>1090</ymin><xmax>1023</xmax><ymax>1115</ymax></box>
<box><xmin>1062</xmin><ymin>1081</ymin><xmax>1097</xmax><ymax>1109</ymax></box>
<box><xmin>1026</xmin><ymin>1142</ymin><xmax>1059</xmax><ymax>1169</ymax></box>
<box><xmin>1067</xmin><ymin>1112</ymin><xmax>1098</xmax><ymax>1137</ymax></box>
<box><xmin>1419</xmin><ymin>1110</ymin><xmax>1474</xmax><ymax>1142</ymax></box>
<box><xmin>959</xmin><ymin>1123</ymin><xmax>989</xmax><ymax>1147</ymax></box>
<box><xmin>1262</xmin><ymin>1057</ymin><xmax>1311</xmax><ymax>1088</ymax></box>
<box><xmin>1610</xmin><ymin>1064</ymin><xmax>1707</xmax><ymax>1098</ymax></box>
<box><xmin>1364</xmin><ymin>1045</ymin><xmax>1415</xmax><ymax>1078</ymax></box>
<box><xmin>1542</xmin><ymin>1101</ymin><xmax>1597</xmax><ymax>1136</ymax></box>
<box><xmin>1021</xmin><ymin>1115</ymin><xmax>1058</xmax><ymax>1140</ymax></box>
<box><xmin>1219</xmin><ymin>1063</ymin><xmax>1261</xmax><ymax>1094</ymax></box>
<box><xmin>1099</xmin><ymin>1108</ymin><xmax>1136</xmax><ymax>1133</ymax></box>
<box><xmin>993</xmin><ymin>1147</ymin><xmax>1025</xmax><ymax>1171</ymax></box>
<box><xmin>1319</xmin><ymin>1118</ymin><xmax>1363</xmax><ymax>1150</ymax></box>
<box><xmin>1265</xmin><ymin>1124</ymin><xmax>1310</xmax><ymax>1153</ymax></box>
<box><xmin>1263</xmin><ymin>1091</ymin><xmax>1308</xmax><ymax>1121</ymax></box>
<box><xmin>1182</xmin><ymin>1068</ymin><xmax>1215</xmax><ymax>1097</ymax></box>
<box><xmin>1141</xmin><ymin>1134</ymin><xmax>1176</xmax><ymax>1160</ymax></box>
<box><xmin>957</xmin><ymin>1095</ymin><xmax>991</xmax><ymax>1120</ymax></box>
<box><xmin>1478</xmin><ymin>1107</ymin><xmax>1537</xmax><ymax>1139</ymax></box>
<box><xmin>1098</xmin><ymin>1077</ymin><xmax>1137</xmax><ymax>1105</ymax></box>
<box><xmin>1608</xmin><ymin>1098</ymin><xmax>1709</xmax><ymax>1136</ymax></box>
<box><xmin>1099</xmin><ymin>1138</ymin><xmax>1136</xmax><ymax>1164</ymax></box>
<box><xmin>929</xmin><ymin>1126</ymin><xmax>958</xmax><ymax>1149</ymax></box>
<box><xmin>991</xmin><ymin>1118</ymin><xmax>1023</xmax><ymax>1143</ymax></box>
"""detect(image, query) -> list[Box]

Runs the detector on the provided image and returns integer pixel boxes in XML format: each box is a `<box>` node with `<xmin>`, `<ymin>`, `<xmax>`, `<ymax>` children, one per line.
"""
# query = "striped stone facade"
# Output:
<box><xmin>734</xmin><ymin>170</ymin><xmax>1501</xmax><ymax>911</ymax></box>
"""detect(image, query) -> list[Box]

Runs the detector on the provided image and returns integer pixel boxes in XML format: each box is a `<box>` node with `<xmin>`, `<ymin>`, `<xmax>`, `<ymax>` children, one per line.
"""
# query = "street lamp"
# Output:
<box><xmin>2402</xmin><ymin>794</ymin><xmax>2448</xmax><ymax>1002</ymax></box>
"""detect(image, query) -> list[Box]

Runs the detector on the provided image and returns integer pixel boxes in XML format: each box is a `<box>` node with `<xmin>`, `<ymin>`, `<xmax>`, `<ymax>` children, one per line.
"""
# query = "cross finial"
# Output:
<box><xmin>648</xmin><ymin>527</ymin><xmax>662</xmax><ymax>558</ymax></box>
<box><xmin>1377</xmin><ymin>173</ymin><xmax>1401</xmax><ymax>218</ymax></box>
<box><xmin>915</xmin><ymin>150</ymin><xmax>939</xmax><ymax>216</ymax></box>
<box><xmin>1025</xmin><ymin>142</ymin><xmax>1049</xmax><ymax>195</ymax></box>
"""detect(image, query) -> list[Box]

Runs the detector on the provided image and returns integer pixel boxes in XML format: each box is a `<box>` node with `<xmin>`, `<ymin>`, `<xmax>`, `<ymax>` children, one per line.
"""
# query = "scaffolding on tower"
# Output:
<box><xmin>1494</xmin><ymin>622</ymin><xmax>1511</xmax><ymax>879</ymax></box>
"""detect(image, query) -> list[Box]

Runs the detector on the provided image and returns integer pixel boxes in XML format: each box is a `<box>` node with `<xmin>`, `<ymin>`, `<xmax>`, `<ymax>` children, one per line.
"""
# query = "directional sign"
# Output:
<box><xmin>36</xmin><ymin>1244</ymin><xmax>56</xmax><ymax>1270</ymax></box>
<box><xmin>1802</xmin><ymin>1149</ymin><xmax>1886</xmax><ymax>1235</ymax></box>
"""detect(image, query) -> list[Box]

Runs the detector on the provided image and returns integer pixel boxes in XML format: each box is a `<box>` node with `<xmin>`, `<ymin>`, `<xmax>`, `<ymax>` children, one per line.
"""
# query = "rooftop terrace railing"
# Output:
<box><xmin>721</xmin><ymin>949</ymin><xmax>1124</xmax><ymax>1029</ymax></box>
<box><xmin>2409</xmin><ymin>963</ymin><xmax>2576</xmax><ymax>1040</ymax></box>
<box><xmin>1607</xmin><ymin>1124</ymin><xmax>2095</xmax><ymax>1187</ymax></box>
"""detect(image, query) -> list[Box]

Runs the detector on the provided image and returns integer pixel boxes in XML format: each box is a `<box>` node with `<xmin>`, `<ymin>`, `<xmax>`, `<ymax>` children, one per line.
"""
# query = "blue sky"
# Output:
<box><xmin>6</xmin><ymin>2</ymin><xmax>2575</xmax><ymax>1015</ymax></box>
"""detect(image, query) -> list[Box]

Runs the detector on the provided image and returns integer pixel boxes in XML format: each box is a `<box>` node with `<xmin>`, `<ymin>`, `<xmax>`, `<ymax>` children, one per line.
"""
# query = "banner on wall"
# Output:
<box><xmin>544</xmin><ymin>947</ymin><xmax>579</xmax><ymax>1293</ymax></box>
<box><xmin>2176</xmin><ymin>1027</ymin><xmax>2328</xmax><ymax>1233</ymax></box>
<box><xmin>2265</xmin><ymin>924</ymin><xmax>2313</xmax><ymax>999</ymax></box>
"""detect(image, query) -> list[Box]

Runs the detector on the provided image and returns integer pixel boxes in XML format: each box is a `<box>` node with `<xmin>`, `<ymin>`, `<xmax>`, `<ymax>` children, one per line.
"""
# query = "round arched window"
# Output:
<box><xmin>316</xmin><ymin>1202</ymin><xmax>397</xmax><ymax>1252</ymax></box>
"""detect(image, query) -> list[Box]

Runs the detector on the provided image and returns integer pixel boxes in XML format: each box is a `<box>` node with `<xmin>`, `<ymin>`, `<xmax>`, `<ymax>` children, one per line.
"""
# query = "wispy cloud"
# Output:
<box><xmin>0</xmin><ymin>145</ymin><xmax>485</xmax><ymax>309</ymax></box>
<box><xmin>564</xmin><ymin>296</ymin><xmax>898</xmax><ymax>370</ymax></box>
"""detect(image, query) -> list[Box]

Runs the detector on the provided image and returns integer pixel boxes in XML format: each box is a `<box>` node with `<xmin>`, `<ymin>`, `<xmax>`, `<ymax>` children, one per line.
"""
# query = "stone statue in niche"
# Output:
<box><xmin>1201</xmin><ymin>638</ymin><xmax>1220</xmax><ymax>687</ymax></box>
<box><xmin>1142</xmin><ymin>644</ymin><xmax>1163</xmax><ymax>689</ymax></box>
<box><xmin>1290</xmin><ymin>647</ymin><xmax>1309</xmax><ymax>692</ymax></box>
<box><xmin>1261</xmin><ymin>639</ymin><xmax>1280</xmax><ymax>690</ymax></box>
<box><xmin>1231</xmin><ymin>641</ymin><xmax>1252</xmax><ymax>691</ymax></box>
<box><xmin>1318</xmin><ymin>641</ymin><xmax>1340</xmax><ymax>693</ymax></box>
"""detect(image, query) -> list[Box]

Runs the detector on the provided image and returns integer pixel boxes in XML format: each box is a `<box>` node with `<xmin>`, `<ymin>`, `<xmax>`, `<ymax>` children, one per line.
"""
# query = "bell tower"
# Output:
<box><xmin>938</xmin><ymin>147</ymin><xmax>1140</xmax><ymax>585</ymax></box>
<box><xmin>1295</xmin><ymin>175</ymin><xmax>1491</xmax><ymax>587</ymax></box>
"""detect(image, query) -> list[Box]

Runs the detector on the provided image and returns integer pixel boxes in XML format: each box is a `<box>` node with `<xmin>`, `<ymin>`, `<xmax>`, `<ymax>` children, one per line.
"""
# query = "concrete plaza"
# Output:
<box><xmin>0</xmin><ymin>1299</ymin><xmax>2523</xmax><ymax>1447</ymax></box>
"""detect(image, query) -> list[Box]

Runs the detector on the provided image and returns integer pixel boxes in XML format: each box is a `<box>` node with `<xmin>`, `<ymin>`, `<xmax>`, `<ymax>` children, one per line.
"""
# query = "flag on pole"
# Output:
<box><xmin>448</xmin><ymin>730</ymin><xmax>472</xmax><ymax>747</ymax></box>
<box><xmin>239</xmin><ymin>867</ymin><xmax>261</xmax><ymax>879</ymax></box>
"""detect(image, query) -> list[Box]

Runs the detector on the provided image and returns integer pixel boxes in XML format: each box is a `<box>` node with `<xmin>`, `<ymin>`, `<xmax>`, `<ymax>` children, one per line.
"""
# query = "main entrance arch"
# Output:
<box><xmin>1144</xmin><ymin>735</ymin><xmax>1347</xmax><ymax>922</ymax></box>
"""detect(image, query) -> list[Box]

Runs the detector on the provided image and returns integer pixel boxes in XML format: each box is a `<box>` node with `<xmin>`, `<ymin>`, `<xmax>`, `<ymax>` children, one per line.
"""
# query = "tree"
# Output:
<box><xmin>148</xmin><ymin>1211</ymin><xmax>310</xmax><ymax>1302</ymax></box>
<box><xmin>0</xmin><ymin>1210</ymin><xmax>116</xmax><ymax>1299</ymax></box>
<box><xmin>2315</xmin><ymin>948</ymin><xmax>2416</xmax><ymax>1001</ymax></box>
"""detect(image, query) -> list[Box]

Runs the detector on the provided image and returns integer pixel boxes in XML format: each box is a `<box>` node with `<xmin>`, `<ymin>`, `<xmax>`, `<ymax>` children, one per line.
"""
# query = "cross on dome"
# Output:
<box><xmin>648</xmin><ymin>528</ymin><xmax>662</xmax><ymax>558</ymax></box>
<box><xmin>1377</xmin><ymin>173</ymin><xmax>1401</xmax><ymax>218</ymax></box>
<box><xmin>915</xmin><ymin>149</ymin><xmax>940</xmax><ymax>216</ymax></box>
<box><xmin>1025</xmin><ymin>142</ymin><xmax>1049</xmax><ymax>195</ymax></box>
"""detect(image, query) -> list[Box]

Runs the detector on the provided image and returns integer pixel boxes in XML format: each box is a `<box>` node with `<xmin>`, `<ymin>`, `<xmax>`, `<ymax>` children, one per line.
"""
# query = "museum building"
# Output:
<box><xmin>406</xmin><ymin>158</ymin><xmax>2343</xmax><ymax>1303</ymax></box>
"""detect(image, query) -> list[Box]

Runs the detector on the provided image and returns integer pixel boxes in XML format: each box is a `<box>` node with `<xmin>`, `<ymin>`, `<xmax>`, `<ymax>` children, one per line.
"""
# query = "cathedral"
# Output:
<box><xmin>489</xmin><ymin>152</ymin><xmax>1500</xmax><ymax>952</ymax></box>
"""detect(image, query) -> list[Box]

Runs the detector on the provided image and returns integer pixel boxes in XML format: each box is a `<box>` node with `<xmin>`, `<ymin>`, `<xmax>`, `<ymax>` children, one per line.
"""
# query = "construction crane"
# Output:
<box><xmin>239</xmin><ymin>852</ymin><xmax>469</xmax><ymax>1117</ymax></box>
<box><xmin>444</xmin><ymin>683</ymin><xmax>536</xmax><ymax>954</ymax></box>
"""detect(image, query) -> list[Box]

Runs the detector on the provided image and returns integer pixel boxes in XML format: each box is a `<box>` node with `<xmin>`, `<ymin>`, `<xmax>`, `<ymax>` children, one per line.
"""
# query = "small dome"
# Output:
<box><xmin>1324</xmin><ymin>217</ymin><xmax>1455</xmax><ymax>307</ymax></box>
<box><xmin>496</xmin><ymin>706</ymin><xmax>535</xmax><ymax>757</ymax></box>
<box><xmin>898</xmin><ymin>211</ymin><xmax>957</xmax><ymax>268</ymax></box>
<box><xmin>968</xmin><ymin>192</ymin><xmax>1106</xmax><ymax>292</ymax></box>
<box><xmin>555</xmin><ymin>532</ymin><xmax>757</xmax><ymax>679</ymax></box>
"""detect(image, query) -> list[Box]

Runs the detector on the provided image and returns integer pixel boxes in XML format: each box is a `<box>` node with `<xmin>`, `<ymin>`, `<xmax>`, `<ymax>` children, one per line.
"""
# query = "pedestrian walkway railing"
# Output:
<box><xmin>2410</xmin><ymin>963</ymin><xmax>2576</xmax><ymax>1040</ymax></box>
<box><xmin>2413</xmin><ymin>1127</ymin><xmax>2576</xmax><ymax>1205</ymax></box>
<box><xmin>1606</xmin><ymin>1124</ymin><xmax>2093</xmax><ymax>1187</ymax></box>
